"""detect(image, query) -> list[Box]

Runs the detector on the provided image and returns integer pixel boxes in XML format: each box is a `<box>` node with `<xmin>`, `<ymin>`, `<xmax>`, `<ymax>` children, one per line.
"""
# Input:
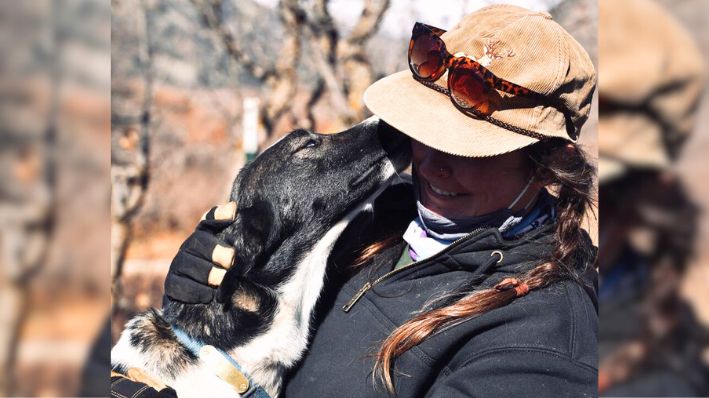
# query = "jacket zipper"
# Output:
<box><xmin>342</xmin><ymin>228</ymin><xmax>487</xmax><ymax>312</ymax></box>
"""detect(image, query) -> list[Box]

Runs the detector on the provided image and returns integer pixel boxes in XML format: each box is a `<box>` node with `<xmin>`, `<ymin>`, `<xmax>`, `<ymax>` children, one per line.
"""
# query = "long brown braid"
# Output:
<box><xmin>360</xmin><ymin>139</ymin><xmax>597</xmax><ymax>393</ymax></box>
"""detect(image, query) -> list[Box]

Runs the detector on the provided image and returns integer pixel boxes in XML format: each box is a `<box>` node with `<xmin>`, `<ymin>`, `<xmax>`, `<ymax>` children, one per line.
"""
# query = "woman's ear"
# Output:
<box><xmin>526</xmin><ymin>141</ymin><xmax>567</xmax><ymax>187</ymax></box>
<box><xmin>527</xmin><ymin>155</ymin><xmax>550</xmax><ymax>186</ymax></box>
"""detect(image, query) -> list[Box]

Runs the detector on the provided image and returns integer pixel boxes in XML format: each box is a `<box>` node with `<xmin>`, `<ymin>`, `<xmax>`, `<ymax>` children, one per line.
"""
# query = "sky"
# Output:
<box><xmin>253</xmin><ymin>0</ymin><xmax>561</xmax><ymax>38</ymax></box>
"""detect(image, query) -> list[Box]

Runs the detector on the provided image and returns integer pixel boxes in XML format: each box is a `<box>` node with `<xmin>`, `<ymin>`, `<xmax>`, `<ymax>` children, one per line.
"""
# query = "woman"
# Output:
<box><xmin>117</xmin><ymin>5</ymin><xmax>598</xmax><ymax>397</ymax></box>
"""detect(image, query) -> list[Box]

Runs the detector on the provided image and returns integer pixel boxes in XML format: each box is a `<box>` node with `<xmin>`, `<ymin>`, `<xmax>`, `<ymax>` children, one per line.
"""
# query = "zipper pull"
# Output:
<box><xmin>342</xmin><ymin>281</ymin><xmax>372</xmax><ymax>312</ymax></box>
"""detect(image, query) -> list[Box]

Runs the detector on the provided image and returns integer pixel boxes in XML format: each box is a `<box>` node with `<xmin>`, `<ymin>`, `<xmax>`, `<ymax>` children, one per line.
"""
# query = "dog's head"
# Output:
<box><xmin>222</xmin><ymin>117</ymin><xmax>409</xmax><ymax>280</ymax></box>
<box><xmin>165</xmin><ymin>117</ymin><xmax>410</xmax><ymax>349</ymax></box>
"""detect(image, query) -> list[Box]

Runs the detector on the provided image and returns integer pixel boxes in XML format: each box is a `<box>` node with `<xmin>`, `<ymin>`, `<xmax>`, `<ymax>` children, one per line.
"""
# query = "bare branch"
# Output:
<box><xmin>303</xmin><ymin>79</ymin><xmax>326</xmax><ymax>129</ymax></box>
<box><xmin>190</xmin><ymin>0</ymin><xmax>277</xmax><ymax>81</ymax></box>
<box><xmin>299</xmin><ymin>0</ymin><xmax>357</xmax><ymax>128</ymax></box>
<box><xmin>257</xmin><ymin>0</ymin><xmax>304</xmax><ymax>139</ymax></box>
<box><xmin>311</xmin><ymin>0</ymin><xmax>338</xmax><ymax>64</ymax></box>
<box><xmin>194</xmin><ymin>0</ymin><xmax>304</xmax><ymax>140</ymax></box>
<box><xmin>346</xmin><ymin>0</ymin><xmax>391</xmax><ymax>46</ymax></box>
<box><xmin>338</xmin><ymin>0</ymin><xmax>391</xmax><ymax>121</ymax></box>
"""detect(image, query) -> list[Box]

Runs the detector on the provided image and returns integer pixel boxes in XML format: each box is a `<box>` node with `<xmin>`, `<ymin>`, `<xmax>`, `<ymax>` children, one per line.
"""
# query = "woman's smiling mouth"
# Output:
<box><xmin>425</xmin><ymin>181</ymin><xmax>467</xmax><ymax>198</ymax></box>
<box><xmin>429</xmin><ymin>183</ymin><xmax>459</xmax><ymax>197</ymax></box>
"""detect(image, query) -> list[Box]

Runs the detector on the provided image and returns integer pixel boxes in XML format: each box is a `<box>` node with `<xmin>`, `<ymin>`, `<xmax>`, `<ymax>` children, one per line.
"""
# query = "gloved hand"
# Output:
<box><xmin>163</xmin><ymin>202</ymin><xmax>236</xmax><ymax>304</ymax></box>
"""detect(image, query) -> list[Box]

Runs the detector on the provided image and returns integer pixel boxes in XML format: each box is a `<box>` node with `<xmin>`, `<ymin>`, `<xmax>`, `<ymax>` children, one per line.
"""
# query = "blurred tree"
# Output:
<box><xmin>0</xmin><ymin>2</ymin><xmax>57</xmax><ymax>393</ymax></box>
<box><xmin>0</xmin><ymin>125</ymin><xmax>55</xmax><ymax>397</ymax></box>
<box><xmin>111</xmin><ymin>0</ymin><xmax>154</xmax><ymax>315</ymax></box>
<box><xmin>0</xmin><ymin>56</ymin><xmax>56</xmax><ymax>398</ymax></box>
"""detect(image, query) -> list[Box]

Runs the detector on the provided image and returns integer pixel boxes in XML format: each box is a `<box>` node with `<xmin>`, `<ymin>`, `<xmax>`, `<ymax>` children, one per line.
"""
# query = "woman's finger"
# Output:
<box><xmin>199</xmin><ymin>202</ymin><xmax>237</xmax><ymax>230</ymax></box>
<box><xmin>207</xmin><ymin>267</ymin><xmax>227</xmax><ymax>287</ymax></box>
<box><xmin>211</xmin><ymin>243</ymin><xmax>235</xmax><ymax>269</ymax></box>
<box><xmin>180</xmin><ymin>230</ymin><xmax>235</xmax><ymax>269</ymax></box>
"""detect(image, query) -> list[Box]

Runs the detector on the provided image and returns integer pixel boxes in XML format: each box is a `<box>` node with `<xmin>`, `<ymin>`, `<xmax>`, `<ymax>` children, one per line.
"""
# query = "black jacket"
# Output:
<box><xmin>284</xmin><ymin>184</ymin><xmax>598</xmax><ymax>397</ymax></box>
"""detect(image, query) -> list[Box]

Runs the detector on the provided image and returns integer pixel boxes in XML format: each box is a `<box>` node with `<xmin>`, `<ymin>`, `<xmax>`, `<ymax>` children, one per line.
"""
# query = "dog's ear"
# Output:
<box><xmin>217</xmin><ymin>200</ymin><xmax>274</xmax><ymax>302</ymax></box>
<box><xmin>234</xmin><ymin>200</ymin><xmax>276</xmax><ymax>266</ymax></box>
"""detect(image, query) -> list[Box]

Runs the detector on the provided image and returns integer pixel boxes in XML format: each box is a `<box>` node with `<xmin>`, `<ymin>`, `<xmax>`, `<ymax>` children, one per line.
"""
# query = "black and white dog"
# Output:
<box><xmin>111</xmin><ymin>117</ymin><xmax>410</xmax><ymax>397</ymax></box>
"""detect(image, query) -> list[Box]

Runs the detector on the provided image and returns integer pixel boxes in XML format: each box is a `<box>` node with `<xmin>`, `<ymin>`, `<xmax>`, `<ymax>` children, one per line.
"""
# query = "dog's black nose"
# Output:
<box><xmin>377</xmin><ymin>120</ymin><xmax>411</xmax><ymax>172</ymax></box>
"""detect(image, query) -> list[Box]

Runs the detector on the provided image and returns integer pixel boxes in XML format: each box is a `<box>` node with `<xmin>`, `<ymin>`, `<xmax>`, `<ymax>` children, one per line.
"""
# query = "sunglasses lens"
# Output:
<box><xmin>449</xmin><ymin>64</ymin><xmax>494</xmax><ymax>114</ymax></box>
<box><xmin>409</xmin><ymin>35</ymin><xmax>444</xmax><ymax>79</ymax></box>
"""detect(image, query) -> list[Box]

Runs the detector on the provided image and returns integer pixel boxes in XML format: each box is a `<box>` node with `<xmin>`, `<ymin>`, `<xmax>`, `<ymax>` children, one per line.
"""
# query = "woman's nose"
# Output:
<box><xmin>434</xmin><ymin>166</ymin><xmax>451</xmax><ymax>178</ymax></box>
<box><xmin>418</xmin><ymin>150</ymin><xmax>452</xmax><ymax>179</ymax></box>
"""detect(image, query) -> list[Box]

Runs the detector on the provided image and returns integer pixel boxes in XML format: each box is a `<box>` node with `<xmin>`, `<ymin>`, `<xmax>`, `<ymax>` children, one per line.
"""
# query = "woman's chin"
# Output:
<box><xmin>420</xmin><ymin>196</ymin><xmax>474</xmax><ymax>219</ymax></box>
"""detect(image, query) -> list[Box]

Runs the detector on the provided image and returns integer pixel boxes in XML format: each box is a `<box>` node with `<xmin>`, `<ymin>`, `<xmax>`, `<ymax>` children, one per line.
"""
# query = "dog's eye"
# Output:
<box><xmin>302</xmin><ymin>139</ymin><xmax>319</xmax><ymax>149</ymax></box>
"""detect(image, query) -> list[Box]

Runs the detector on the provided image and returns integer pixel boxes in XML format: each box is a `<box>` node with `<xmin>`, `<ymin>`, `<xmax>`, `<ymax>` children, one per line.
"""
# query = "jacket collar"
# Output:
<box><xmin>375</xmin><ymin>222</ymin><xmax>596</xmax><ymax>311</ymax></box>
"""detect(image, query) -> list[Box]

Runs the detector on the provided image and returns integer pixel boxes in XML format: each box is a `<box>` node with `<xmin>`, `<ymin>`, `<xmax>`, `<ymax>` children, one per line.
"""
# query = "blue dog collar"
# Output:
<box><xmin>171</xmin><ymin>325</ymin><xmax>271</xmax><ymax>398</ymax></box>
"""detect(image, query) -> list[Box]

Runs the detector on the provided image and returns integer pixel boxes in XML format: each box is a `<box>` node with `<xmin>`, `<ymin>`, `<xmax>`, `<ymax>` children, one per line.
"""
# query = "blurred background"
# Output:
<box><xmin>597</xmin><ymin>0</ymin><xmax>709</xmax><ymax>396</ymax></box>
<box><xmin>0</xmin><ymin>0</ymin><xmax>706</xmax><ymax>396</ymax></box>
<box><xmin>0</xmin><ymin>1</ymin><xmax>110</xmax><ymax>396</ymax></box>
<box><xmin>657</xmin><ymin>0</ymin><xmax>709</xmax><ymax>330</ymax></box>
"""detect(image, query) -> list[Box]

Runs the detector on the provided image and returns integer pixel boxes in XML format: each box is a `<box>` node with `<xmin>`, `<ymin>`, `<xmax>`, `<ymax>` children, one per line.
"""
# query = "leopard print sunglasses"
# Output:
<box><xmin>408</xmin><ymin>22</ymin><xmax>575</xmax><ymax>139</ymax></box>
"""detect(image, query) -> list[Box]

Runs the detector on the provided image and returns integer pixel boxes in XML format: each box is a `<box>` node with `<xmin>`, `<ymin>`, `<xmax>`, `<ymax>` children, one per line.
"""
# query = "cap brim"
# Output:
<box><xmin>363</xmin><ymin>70</ymin><xmax>539</xmax><ymax>157</ymax></box>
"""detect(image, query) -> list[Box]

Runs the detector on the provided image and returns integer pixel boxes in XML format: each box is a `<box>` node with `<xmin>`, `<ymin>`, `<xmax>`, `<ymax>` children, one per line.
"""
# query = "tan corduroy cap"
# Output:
<box><xmin>598</xmin><ymin>0</ymin><xmax>704</xmax><ymax>182</ymax></box>
<box><xmin>363</xmin><ymin>4</ymin><xmax>596</xmax><ymax>157</ymax></box>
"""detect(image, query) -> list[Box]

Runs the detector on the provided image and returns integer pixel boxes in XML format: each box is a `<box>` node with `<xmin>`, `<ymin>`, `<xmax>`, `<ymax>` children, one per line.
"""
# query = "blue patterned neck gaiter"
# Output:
<box><xmin>404</xmin><ymin>171</ymin><xmax>555</xmax><ymax>261</ymax></box>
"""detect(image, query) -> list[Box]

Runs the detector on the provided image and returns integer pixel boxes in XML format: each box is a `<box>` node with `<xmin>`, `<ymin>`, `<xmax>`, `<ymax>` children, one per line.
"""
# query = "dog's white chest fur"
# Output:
<box><xmin>223</xmin><ymin>216</ymin><xmax>351</xmax><ymax>394</ymax></box>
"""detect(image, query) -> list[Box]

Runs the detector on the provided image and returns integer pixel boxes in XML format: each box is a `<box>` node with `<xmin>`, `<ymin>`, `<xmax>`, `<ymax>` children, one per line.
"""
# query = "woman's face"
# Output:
<box><xmin>412</xmin><ymin>139</ymin><xmax>537</xmax><ymax>218</ymax></box>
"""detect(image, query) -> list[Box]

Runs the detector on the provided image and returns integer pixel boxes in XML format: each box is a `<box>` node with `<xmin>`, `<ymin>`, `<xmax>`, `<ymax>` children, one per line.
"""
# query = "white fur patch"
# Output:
<box><xmin>111</xmin><ymin>322</ymin><xmax>151</xmax><ymax>372</ymax></box>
